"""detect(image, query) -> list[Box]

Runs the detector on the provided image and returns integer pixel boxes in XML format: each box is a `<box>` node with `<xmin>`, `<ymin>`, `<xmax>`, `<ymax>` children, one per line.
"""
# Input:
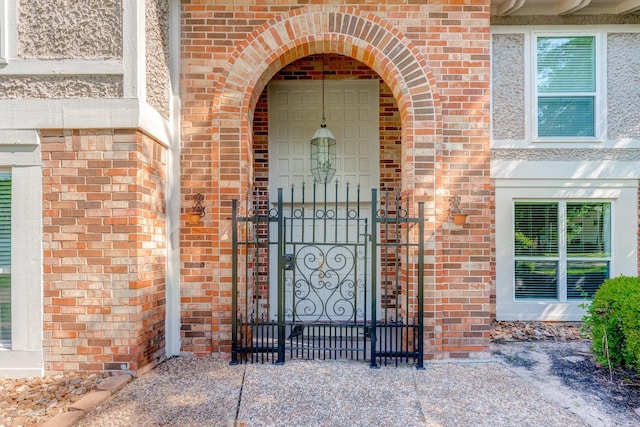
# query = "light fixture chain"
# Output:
<box><xmin>321</xmin><ymin>53</ymin><xmax>326</xmax><ymax>123</ymax></box>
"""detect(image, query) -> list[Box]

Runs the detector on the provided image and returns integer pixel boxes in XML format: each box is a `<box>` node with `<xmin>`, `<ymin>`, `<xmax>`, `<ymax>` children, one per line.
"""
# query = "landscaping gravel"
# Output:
<box><xmin>0</xmin><ymin>372</ymin><xmax>108</xmax><ymax>426</ymax></box>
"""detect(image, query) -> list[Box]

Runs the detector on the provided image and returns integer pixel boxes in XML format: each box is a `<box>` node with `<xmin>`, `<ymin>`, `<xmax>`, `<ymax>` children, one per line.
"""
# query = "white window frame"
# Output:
<box><xmin>531</xmin><ymin>30</ymin><xmax>606</xmax><ymax>143</ymax></box>
<box><xmin>496</xmin><ymin>181</ymin><xmax>637</xmax><ymax>321</ymax></box>
<box><xmin>512</xmin><ymin>200</ymin><xmax>611</xmax><ymax>301</ymax></box>
<box><xmin>0</xmin><ymin>131</ymin><xmax>43</xmax><ymax>377</ymax></box>
<box><xmin>0</xmin><ymin>0</ymin><xmax>15</xmax><ymax>64</ymax></box>
<box><xmin>0</xmin><ymin>0</ymin><xmax>7</xmax><ymax>63</ymax></box>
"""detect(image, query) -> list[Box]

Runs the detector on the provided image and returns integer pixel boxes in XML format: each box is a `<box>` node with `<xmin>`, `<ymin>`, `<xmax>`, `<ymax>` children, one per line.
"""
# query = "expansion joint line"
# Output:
<box><xmin>234</xmin><ymin>365</ymin><xmax>247</xmax><ymax>427</ymax></box>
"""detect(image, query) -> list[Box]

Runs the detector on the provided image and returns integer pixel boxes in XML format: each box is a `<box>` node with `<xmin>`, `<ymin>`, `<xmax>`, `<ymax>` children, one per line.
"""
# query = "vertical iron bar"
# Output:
<box><xmin>417</xmin><ymin>201</ymin><xmax>425</xmax><ymax>369</ymax></box>
<box><xmin>345</xmin><ymin>182</ymin><xmax>350</xmax><ymax>243</ymax></box>
<box><xmin>399</xmin><ymin>193</ymin><xmax>405</xmax><ymax>365</ymax></box>
<box><xmin>405</xmin><ymin>194</ymin><xmax>410</xmax><ymax>336</ymax></box>
<box><xmin>276</xmin><ymin>188</ymin><xmax>285</xmax><ymax>364</ymax></box>
<box><xmin>323</xmin><ymin>180</ymin><xmax>328</xmax><ymax>242</ymax></box>
<box><xmin>350</xmin><ymin>324</ymin><xmax>353</xmax><ymax>360</ymax></box>
<box><xmin>301</xmin><ymin>182</ymin><xmax>306</xmax><ymax>243</ymax></box>
<box><xmin>245</xmin><ymin>197</ymin><xmax>251</xmax><ymax>325</ymax></box>
<box><xmin>253</xmin><ymin>206</ymin><xmax>261</xmax><ymax>321</ymax></box>
<box><xmin>312</xmin><ymin>181</ymin><xmax>317</xmax><ymax>242</ymax></box>
<box><xmin>326</xmin><ymin>324</ymin><xmax>329</xmax><ymax>360</ymax></box>
<box><xmin>370</xmin><ymin>188</ymin><xmax>378</xmax><ymax>368</ymax></box>
<box><xmin>380</xmin><ymin>190</ymin><xmax>388</xmax><ymax>322</ymax></box>
<box><xmin>259</xmin><ymin>316</ymin><xmax>263</xmax><ymax>364</ymax></box>
<box><xmin>289</xmin><ymin>185</ymin><xmax>295</xmax><ymax>242</ymax></box>
<box><xmin>396</xmin><ymin>191</ymin><xmax>401</xmax><ymax>324</ymax></box>
<box><xmin>362</xmin><ymin>185</ymin><xmax>368</xmax><ymax>327</ymax></box>
<box><xmin>231</xmin><ymin>199</ymin><xmax>239</xmax><ymax>365</ymax></box>
<box><xmin>334</xmin><ymin>180</ymin><xmax>338</xmax><ymax>243</ymax></box>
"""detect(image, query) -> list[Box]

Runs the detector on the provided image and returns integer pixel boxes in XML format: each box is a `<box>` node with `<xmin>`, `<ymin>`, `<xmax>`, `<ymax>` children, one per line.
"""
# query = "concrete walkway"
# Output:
<box><xmin>70</xmin><ymin>353</ymin><xmax>599</xmax><ymax>427</ymax></box>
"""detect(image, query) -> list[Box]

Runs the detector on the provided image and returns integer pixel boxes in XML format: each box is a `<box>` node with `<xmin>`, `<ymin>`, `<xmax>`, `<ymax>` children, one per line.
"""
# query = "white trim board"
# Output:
<box><xmin>0</xmin><ymin>59</ymin><xmax>123</xmax><ymax>75</ymax></box>
<box><xmin>491</xmin><ymin>160</ymin><xmax>640</xmax><ymax>180</ymax></box>
<box><xmin>164</xmin><ymin>0</ymin><xmax>181</xmax><ymax>358</ymax></box>
<box><xmin>492</xmin><ymin>25</ymin><xmax>640</xmax><ymax>34</ymax></box>
<box><xmin>0</xmin><ymin>99</ymin><xmax>172</xmax><ymax>147</ymax></box>
<box><xmin>0</xmin><ymin>164</ymin><xmax>44</xmax><ymax>377</ymax></box>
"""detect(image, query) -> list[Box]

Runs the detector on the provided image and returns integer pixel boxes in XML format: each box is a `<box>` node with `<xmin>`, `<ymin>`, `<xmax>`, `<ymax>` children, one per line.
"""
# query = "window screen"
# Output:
<box><xmin>566</xmin><ymin>202</ymin><xmax>611</xmax><ymax>299</ymax></box>
<box><xmin>537</xmin><ymin>36</ymin><xmax>596</xmax><ymax>137</ymax></box>
<box><xmin>514</xmin><ymin>201</ymin><xmax>610</xmax><ymax>301</ymax></box>
<box><xmin>514</xmin><ymin>203</ymin><xmax>558</xmax><ymax>299</ymax></box>
<box><xmin>0</xmin><ymin>173</ymin><xmax>10</xmax><ymax>347</ymax></box>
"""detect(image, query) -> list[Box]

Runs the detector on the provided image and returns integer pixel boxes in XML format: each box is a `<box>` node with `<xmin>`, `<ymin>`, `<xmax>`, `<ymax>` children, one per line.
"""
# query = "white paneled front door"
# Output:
<box><xmin>267</xmin><ymin>80</ymin><xmax>380</xmax><ymax>322</ymax></box>
<box><xmin>268</xmin><ymin>80</ymin><xmax>379</xmax><ymax>199</ymax></box>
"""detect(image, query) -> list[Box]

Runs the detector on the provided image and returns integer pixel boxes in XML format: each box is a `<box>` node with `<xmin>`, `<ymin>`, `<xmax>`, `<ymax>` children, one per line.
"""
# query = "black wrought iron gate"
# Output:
<box><xmin>231</xmin><ymin>182</ymin><xmax>424</xmax><ymax>368</ymax></box>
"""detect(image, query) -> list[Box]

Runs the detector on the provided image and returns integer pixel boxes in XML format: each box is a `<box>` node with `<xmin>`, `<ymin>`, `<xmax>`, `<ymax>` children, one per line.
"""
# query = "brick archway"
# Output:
<box><xmin>214</xmin><ymin>7</ymin><xmax>441</xmax><ymax>199</ymax></box>
<box><xmin>208</xmin><ymin>7</ymin><xmax>442</xmax><ymax>355</ymax></box>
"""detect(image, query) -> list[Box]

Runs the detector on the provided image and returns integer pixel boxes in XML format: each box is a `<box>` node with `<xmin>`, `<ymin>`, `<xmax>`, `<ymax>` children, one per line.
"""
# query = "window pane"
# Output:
<box><xmin>514</xmin><ymin>203</ymin><xmax>558</xmax><ymax>256</ymax></box>
<box><xmin>0</xmin><ymin>174</ymin><xmax>9</xmax><ymax>349</ymax></box>
<box><xmin>515</xmin><ymin>261</ymin><xmax>558</xmax><ymax>299</ymax></box>
<box><xmin>566</xmin><ymin>202</ymin><xmax>611</xmax><ymax>257</ymax></box>
<box><xmin>0</xmin><ymin>174</ymin><xmax>9</xmax><ymax>269</ymax></box>
<box><xmin>538</xmin><ymin>97</ymin><xmax>595</xmax><ymax>137</ymax></box>
<box><xmin>0</xmin><ymin>274</ymin><xmax>9</xmax><ymax>347</ymax></box>
<box><xmin>567</xmin><ymin>261</ymin><xmax>609</xmax><ymax>299</ymax></box>
<box><xmin>537</xmin><ymin>36</ymin><xmax>595</xmax><ymax>93</ymax></box>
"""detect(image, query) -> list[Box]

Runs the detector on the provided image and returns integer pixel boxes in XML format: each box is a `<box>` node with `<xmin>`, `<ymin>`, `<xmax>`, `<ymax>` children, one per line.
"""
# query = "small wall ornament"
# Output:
<box><xmin>448</xmin><ymin>195</ymin><xmax>468</xmax><ymax>226</ymax></box>
<box><xmin>189</xmin><ymin>193</ymin><xmax>205</xmax><ymax>225</ymax></box>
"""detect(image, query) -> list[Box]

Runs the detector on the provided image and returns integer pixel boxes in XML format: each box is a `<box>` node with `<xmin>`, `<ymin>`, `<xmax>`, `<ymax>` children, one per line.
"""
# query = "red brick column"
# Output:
<box><xmin>42</xmin><ymin>129</ymin><xmax>167</xmax><ymax>373</ymax></box>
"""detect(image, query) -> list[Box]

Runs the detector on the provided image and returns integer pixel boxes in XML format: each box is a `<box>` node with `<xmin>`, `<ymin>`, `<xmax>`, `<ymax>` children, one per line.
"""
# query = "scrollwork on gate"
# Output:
<box><xmin>285</xmin><ymin>244</ymin><xmax>366</xmax><ymax>323</ymax></box>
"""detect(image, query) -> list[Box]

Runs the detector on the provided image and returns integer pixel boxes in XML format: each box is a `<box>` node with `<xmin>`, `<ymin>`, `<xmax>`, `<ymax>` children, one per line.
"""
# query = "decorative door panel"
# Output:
<box><xmin>268</xmin><ymin>80</ymin><xmax>379</xmax><ymax>201</ymax></box>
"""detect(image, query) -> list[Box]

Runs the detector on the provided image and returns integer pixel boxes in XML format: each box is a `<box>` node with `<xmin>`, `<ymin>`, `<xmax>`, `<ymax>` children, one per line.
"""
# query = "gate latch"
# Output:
<box><xmin>282</xmin><ymin>254</ymin><xmax>294</xmax><ymax>270</ymax></box>
<box><xmin>360</xmin><ymin>233</ymin><xmax>372</xmax><ymax>242</ymax></box>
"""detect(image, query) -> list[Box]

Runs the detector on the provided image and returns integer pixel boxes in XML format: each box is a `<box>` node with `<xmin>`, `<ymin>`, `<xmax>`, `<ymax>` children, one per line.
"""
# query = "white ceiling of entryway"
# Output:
<box><xmin>491</xmin><ymin>0</ymin><xmax>640</xmax><ymax>15</ymax></box>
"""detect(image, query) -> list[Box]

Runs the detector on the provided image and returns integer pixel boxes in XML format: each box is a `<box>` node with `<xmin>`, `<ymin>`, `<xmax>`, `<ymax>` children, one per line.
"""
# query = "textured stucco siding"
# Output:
<box><xmin>492</xmin><ymin>34</ymin><xmax>525</xmax><ymax>140</ymax></box>
<box><xmin>607</xmin><ymin>33</ymin><xmax>640</xmax><ymax>140</ymax></box>
<box><xmin>492</xmin><ymin>148</ymin><xmax>640</xmax><ymax>161</ymax></box>
<box><xmin>17</xmin><ymin>0</ymin><xmax>122</xmax><ymax>59</ymax></box>
<box><xmin>0</xmin><ymin>76</ymin><xmax>123</xmax><ymax>98</ymax></box>
<box><xmin>145</xmin><ymin>0</ymin><xmax>171</xmax><ymax>120</ymax></box>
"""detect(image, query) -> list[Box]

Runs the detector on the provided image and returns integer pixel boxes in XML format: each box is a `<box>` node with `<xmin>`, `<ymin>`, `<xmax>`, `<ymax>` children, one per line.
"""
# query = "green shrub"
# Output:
<box><xmin>582</xmin><ymin>275</ymin><xmax>640</xmax><ymax>373</ymax></box>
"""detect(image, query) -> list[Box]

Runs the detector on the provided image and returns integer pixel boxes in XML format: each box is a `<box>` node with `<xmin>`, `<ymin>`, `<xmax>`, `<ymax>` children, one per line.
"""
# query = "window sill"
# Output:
<box><xmin>0</xmin><ymin>350</ymin><xmax>43</xmax><ymax>377</ymax></box>
<box><xmin>532</xmin><ymin>137</ymin><xmax>604</xmax><ymax>144</ymax></box>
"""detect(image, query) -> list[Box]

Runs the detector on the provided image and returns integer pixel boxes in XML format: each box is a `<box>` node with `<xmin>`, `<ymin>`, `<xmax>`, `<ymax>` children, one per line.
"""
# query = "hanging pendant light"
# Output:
<box><xmin>310</xmin><ymin>53</ymin><xmax>336</xmax><ymax>184</ymax></box>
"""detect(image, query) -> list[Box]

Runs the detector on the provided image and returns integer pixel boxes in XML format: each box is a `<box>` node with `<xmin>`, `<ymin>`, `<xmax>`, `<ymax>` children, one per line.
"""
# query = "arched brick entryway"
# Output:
<box><xmin>209</xmin><ymin>7</ymin><xmax>441</xmax><ymax>356</ymax></box>
<box><xmin>181</xmin><ymin>3</ymin><xmax>492</xmax><ymax>360</ymax></box>
<box><xmin>214</xmin><ymin>7</ymin><xmax>441</xmax><ymax>195</ymax></box>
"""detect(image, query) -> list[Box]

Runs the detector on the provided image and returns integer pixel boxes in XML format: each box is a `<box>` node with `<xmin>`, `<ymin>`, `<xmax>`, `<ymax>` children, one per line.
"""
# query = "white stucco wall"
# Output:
<box><xmin>492</xmin><ymin>33</ymin><xmax>525</xmax><ymax>140</ymax></box>
<box><xmin>0</xmin><ymin>1</ymin><xmax>174</xmax><ymax>146</ymax></box>
<box><xmin>607</xmin><ymin>32</ymin><xmax>640</xmax><ymax>139</ymax></box>
<box><xmin>0</xmin><ymin>75</ymin><xmax>123</xmax><ymax>98</ymax></box>
<box><xmin>145</xmin><ymin>0</ymin><xmax>171</xmax><ymax>120</ymax></box>
<box><xmin>17</xmin><ymin>0</ymin><xmax>122</xmax><ymax>59</ymax></box>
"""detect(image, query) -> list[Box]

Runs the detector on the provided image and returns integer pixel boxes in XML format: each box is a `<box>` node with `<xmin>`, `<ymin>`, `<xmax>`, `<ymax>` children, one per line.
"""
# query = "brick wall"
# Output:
<box><xmin>42</xmin><ymin>129</ymin><xmax>167</xmax><ymax>373</ymax></box>
<box><xmin>180</xmin><ymin>1</ymin><xmax>492</xmax><ymax>359</ymax></box>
